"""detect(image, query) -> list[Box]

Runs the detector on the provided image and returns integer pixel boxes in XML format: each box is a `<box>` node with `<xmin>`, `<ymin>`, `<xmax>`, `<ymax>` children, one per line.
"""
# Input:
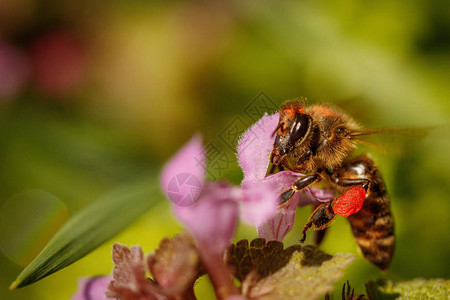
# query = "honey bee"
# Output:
<box><xmin>270</xmin><ymin>100</ymin><xmax>399</xmax><ymax>270</ymax></box>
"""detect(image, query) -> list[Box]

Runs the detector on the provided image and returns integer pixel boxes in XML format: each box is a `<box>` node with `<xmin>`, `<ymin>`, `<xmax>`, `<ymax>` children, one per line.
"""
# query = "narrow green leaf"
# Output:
<box><xmin>10</xmin><ymin>176</ymin><xmax>162</xmax><ymax>289</ymax></box>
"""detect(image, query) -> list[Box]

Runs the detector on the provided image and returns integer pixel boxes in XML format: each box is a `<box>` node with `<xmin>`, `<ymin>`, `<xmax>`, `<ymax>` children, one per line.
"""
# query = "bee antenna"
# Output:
<box><xmin>272</xmin><ymin>122</ymin><xmax>284</xmax><ymax>137</ymax></box>
<box><xmin>353</xmin><ymin>139</ymin><xmax>388</xmax><ymax>154</ymax></box>
<box><xmin>351</xmin><ymin>127</ymin><xmax>431</xmax><ymax>137</ymax></box>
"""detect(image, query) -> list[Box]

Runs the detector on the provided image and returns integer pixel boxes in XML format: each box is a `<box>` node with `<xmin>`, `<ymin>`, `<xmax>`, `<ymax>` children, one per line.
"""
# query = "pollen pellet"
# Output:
<box><xmin>332</xmin><ymin>186</ymin><xmax>366</xmax><ymax>217</ymax></box>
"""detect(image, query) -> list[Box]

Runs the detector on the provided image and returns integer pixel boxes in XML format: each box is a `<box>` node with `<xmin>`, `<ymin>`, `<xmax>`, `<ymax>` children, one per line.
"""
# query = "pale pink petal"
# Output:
<box><xmin>173</xmin><ymin>182</ymin><xmax>239</xmax><ymax>253</ymax></box>
<box><xmin>256</xmin><ymin>196</ymin><xmax>298</xmax><ymax>241</ymax></box>
<box><xmin>71</xmin><ymin>276</ymin><xmax>112</xmax><ymax>300</ymax></box>
<box><xmin>238</xmin><ymin>113</ymin><xmax>279</xmax><ymax>183</ymax></box>
<box><xmin>308</xmin><ymin>188</ymin><xmax>335</xmax><ymax>202</ymax></box>
<box><xmin>297</xmin><ymin>188</ymin><xmax>335</xmax><ymax>207</ymax></box>
<box><xmin>161</xmin><ymin>135</ymin><xmax>205</xmax><ymax>207</ymax></box>
<box><xmin>239</xmin><ymin>181</ymin><xmax>278</xmax><ymax>226</ymax></box>
<box><xmin>260</xmin><ymin>171</ymin><xmax>302</xmax><ymax>195</ymax></box>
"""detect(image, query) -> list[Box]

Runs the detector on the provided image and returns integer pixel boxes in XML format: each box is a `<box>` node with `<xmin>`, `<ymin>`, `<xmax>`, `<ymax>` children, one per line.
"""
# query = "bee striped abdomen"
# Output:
<box><xmin>345</xmin><ymin>156</ymin><xmax>395</xmax><ymax>270</ymax></box>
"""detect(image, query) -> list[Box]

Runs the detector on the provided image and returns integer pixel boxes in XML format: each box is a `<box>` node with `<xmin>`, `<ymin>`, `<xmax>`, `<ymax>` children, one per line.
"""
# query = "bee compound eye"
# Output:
<box><xmin>289</xmin><ymin>114</ymin><xmax>311</xmax><ymax>146</ymax></box>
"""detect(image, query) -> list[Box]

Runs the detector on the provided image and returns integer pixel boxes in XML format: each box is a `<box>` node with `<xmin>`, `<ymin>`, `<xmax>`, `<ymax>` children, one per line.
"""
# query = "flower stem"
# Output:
<box><xmin>201</xmin><ymin>251</ymin><xmax>239</xmax><ymax>300</ymax></box>
<box><xmin>179</xmin><ymin>286</ymin><xmax>197</xmax><ymax>300</ymax></box>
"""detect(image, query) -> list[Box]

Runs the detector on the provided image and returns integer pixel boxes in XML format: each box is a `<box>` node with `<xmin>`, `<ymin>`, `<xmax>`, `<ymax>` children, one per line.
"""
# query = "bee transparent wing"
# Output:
<box><xmin>350</xmin><ymin>126</ymin><xmax>434</xmax><ymax>158</ymax></box>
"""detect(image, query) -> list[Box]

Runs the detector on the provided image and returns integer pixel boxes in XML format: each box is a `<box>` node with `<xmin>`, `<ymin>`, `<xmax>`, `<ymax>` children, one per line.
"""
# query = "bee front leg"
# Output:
<box><xmin>279</xmin><ymin>174</ymin><xmax>319</xmax><ymax>204</ymax></box>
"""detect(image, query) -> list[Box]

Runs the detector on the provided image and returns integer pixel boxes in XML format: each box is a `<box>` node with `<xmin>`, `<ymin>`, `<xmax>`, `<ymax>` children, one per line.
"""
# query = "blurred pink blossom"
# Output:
<box><xmin>0</xmin><ymin>42</ymin><xmax>29</xmax><ymax>100</ymax></box>
<box><xmin>31</xmin><ymin>31</ymin><xmax>86</xmax><ymax>95</ymax></box>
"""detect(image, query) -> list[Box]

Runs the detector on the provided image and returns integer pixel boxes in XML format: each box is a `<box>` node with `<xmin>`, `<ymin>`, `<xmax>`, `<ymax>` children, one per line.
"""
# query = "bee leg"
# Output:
<box><xmin>280</xmin><ymin>189</ymin><xmax>296</xmax><ymax>204</ymax></box>
<box><xmin>300</xmin><ymin>221</ymin><xmax>313</xmax><ymax>243</ymax></box>
<box><xmin>296</xmin><ymin>150</ymin><xmax>312</xmax><ymax>166</ymax></box>
<box><xmin>315</xmin><ymin>228</ymin><xmax>328</xmax><ymax>246</ymax></box>
<box><xmin>279</xmin><ymin>174</ymin><xmax>319</xmax><ymax>204</ymax></box>
<box><xmin>300</xmin><ymin>202</ymin><xmax>335</xmax><ymax>243</ymax></box>
<box><xmin>310</xmin><ymin>202</ymin><xmax>329</xmax><ymax>246</ymax></box>
<box><xmin>293</xmin><ymin>173</ymin><xmax>319</xmax><ymax>190</ymax></box>
<box><xmin>329</xmin><ymin>177</ymin><xmax>369</xmax><ymax>189</ymax></box>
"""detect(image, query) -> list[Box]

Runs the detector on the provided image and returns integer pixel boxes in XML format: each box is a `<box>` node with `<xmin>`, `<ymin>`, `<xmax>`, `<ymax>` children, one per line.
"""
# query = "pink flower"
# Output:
<box><xmin>71</xmin><ymin>276</ymin><xmax>112</xmax><ymax>300</ymax></box>
<box><xmin>237</xmin><ymin>113</ymin><xmax>334</xmax><ymax>241</ymax></box>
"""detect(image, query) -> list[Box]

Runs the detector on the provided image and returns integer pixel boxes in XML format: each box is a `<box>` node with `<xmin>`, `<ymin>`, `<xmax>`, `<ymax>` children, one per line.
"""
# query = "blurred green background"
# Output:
<box><xmin>0</xmin><ymin>0</ymin><xmax>449</xmax><ymax>299</ymax></box>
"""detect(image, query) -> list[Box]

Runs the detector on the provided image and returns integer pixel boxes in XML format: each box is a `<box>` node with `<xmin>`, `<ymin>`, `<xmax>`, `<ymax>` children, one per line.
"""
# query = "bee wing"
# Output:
<box><xmin>350</xmin><ymin>126</ymin><xmax>436</xmax><ymax>158</ymax></box>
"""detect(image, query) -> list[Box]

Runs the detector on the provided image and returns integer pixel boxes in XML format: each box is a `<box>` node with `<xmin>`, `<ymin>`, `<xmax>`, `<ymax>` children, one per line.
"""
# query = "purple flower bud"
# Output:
<box><xmin>71</xmin><ymin>276</ymin><xmax>111</xmax><ymax>300</ymax></box>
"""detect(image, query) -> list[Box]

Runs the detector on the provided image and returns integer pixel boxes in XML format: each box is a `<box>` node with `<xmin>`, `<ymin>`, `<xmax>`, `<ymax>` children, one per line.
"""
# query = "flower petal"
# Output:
<box><xmin>298</xmin><ymin>188</ymin><xmax>335</xmax><ymax>207</ymax></box>
<box><xmin>256</xmin><ymin>196</ymin><xmax>298</xmax><ymax>241</ymax></box>
<box><xmin>260</xmin><ymin>171</ymin><xmax>302</xmax><ymax>195</ymax></box>
<box><xmin>308</xmin><ymin>188</ymin><xmax>335</xmax><ymax>202</ymax></box>
<box><xmin>238</xmin><ymin>113</ymin><xmax>279</xmax><ymax>183</ymax></box>
<box><xmin>161</xmin><ymin>135</ymin><xmax>205</xmax><ymax>207</ymax></box>
<box><xmin>71</xmin><ymin>276</ymin><xmax>111</xmax><ymax>300</ymax></box>
<box><xmin>173</xmin><ymin>182</ymin><xmax>239</xmax><ymax>253</ymax></box>
<box><xmin>240</xmin><ymin>181</ymin><xmax>278</xmax><ymax>226</ymax></box>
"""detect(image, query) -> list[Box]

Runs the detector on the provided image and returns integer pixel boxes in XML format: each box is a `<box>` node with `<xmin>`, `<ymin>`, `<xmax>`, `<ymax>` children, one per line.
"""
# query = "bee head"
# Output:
<box><xmin>271</xmin><ymin>102</ymin><xmax>312</xmax><ymax>165</ymax></box>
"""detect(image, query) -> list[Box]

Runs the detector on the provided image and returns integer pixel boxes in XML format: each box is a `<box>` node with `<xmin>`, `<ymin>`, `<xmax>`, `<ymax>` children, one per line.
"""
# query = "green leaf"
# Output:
<box><xmin>366</xmin><ymin>278</ymin><xmax>450</xmax><ymax>300</ymax></box>
<box><xmin>10</xmin><ymin>176</ymin><xmax>162</xmax><ymax>289</ymax></box>
<box><xmin>226</xmin><ymin>238</ymin><xmax>301</xmax><ymax>282</ymax></box>
<box><xmin>245</xmin><ymin>245</ymin><xmax>354</xmax><ymax>300</ymax></box>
